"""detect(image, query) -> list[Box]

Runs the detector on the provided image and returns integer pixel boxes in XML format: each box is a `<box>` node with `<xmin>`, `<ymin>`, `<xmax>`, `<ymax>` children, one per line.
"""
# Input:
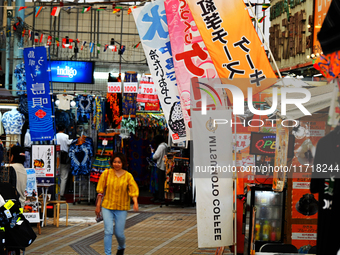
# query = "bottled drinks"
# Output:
<box><xmin>276</xmin><ymin>227</ymin><xmax>281</xmax><ymax>241</ymax></box>
<box><xmin>270</xmin><ymin>221</ymin><xmax>276</xmax><ymax>241</ymax></box>
<box><xmin>262</xmin><ymin>220</ymin><xmax>270</xmax><ymax>241</ymax></box>
<box><xmin>255</xmin><ymin>220</ymin><xmax>261</xmax><ymax>241</ymax></box>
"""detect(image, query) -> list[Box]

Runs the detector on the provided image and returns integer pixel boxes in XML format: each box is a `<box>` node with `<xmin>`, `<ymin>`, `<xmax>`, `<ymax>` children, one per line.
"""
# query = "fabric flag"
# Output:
<box><xmin>262</xmin><ymin>3</ymin><xmax>270</xmax><ymax>11</ymax></box>
<box><xmin>186</xmin><ymin>0</ymin><xmax>277</xmax><ymax>102</ymax></box>
<box><xmin>13</xmin><ymin>21</ymin><xmax>20</xmax><ymax>31</ymax></box>
<box><xmin>18</xmin><ymin>6</ymin><xmax>27</xmax><ymax>11</ymax></box>
<box><xmin>47</xmin><ymin>35</ymin><xmax>52</xmax><ymax>46</ymax></box>
<box><xmin>111</xmin><ymin>45</ymin><xmax>117</xmax><ymax>52</ymax></box>
<box><xmin>28</xmin><ymin>30</ymin><xmax>32</xmax><ymax>40</ymax></box>
<box><xmin>35</xmin><ymin>6</ymin><xmax>43</xmax><ymax>18</ymax></box>
<box><xmin>128</xmin><ymin>6</ymin><xmax>136</xmax><ymax>15</ymax></box>
<box><xmin>55</xmin><ymin>37</ymin><xmax>60</xmax><ymax>47</ymax></box>
<box><xmin>62</xmin><ymin>38</ymin><xmax>73</xmax><ymax>49</ymax></box>
<box><xmin>22</xmin><ymin>29</ymin><xmax>26</xmax><ymax>37</ymax></box>
<box><xmin>120</xmin><ymin>45</ymin><xmax>125</xmax><ymax>54</ymax></box>
<box><xmin>164</xmin><ymin>0</ymin><xmax>225</xmax><ymax>138</ymax></box>
<box><xmin>89</xmin><ymin>42</ymin><xmax>94</xmax><ymax>52</ymax></box>
<box><xmin>34</xmin><ymin>32</ymin><xmax>39</xmax><ymax>43</ymax></box>
<box><xmin>82</xmin><ymin>6</ymin><xmax>91</xmax><ymax>13</ymax></box>
<box><xmin>97</xmin><ymin>7</ymin><xmax>107</xmax><ymax>11</ymax></box>
<box><xmin>245</xmin><ymin>2</ymin><xmax>256</xmax><ymax>7</ymax></box>
<box><xmin>39</xmin><ymin>33</ymin><xmax>44</xmax><ymax>43</ymax></box>
<box><xmin>113</xmin><ymin>6</ymin><xmax>122</xmax><ymax>13</ymax></box>
<box><xmin>133</xmin><ymin>41</ymin><xmax>140</xmax><ymax>48</ymax></box>
<box><xmin>251</xmin><ymin>17</ymin><xmax>255</xmax><ymax>22</ymax></box>
<box><xmin>97</xmin><ymin>43</ymin><xmax>101</xmax><ymax>54</ymax></box>
<box><xmin>81</xmin><ymin>41</ymin><xmax>86</xmax><ymax>50</ymax></box>
<box><xmin>258</xmin><ymin>16</ymin><xmax>266</xmax><ymax>23</ymax></box>
<box><xmin>132</xmin><ymin>0</ymin><xmax>187</xmax><ymax>143</ymax></box>
<box><xmin>104</xmin><ymin>44</ymin><xmax>109</xmax><ymax>52</ymax></box>
<box><xmin>51</xmin><ymin>7</ymin><xmax>61</xmax><ymax>16</ymax></box>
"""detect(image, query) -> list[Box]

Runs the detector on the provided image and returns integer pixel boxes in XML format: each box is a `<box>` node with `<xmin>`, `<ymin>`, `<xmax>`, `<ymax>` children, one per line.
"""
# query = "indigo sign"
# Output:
<box><xmin>49</xmin><ymin>61</ymin><xmax>94</xmax><ymax>84</ymax></box>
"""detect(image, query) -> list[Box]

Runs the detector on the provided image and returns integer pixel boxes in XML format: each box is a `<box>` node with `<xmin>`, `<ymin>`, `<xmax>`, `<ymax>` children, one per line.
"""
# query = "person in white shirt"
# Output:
<box><xmin>151</xmin><ymin>135</ymin><xmax>168</xmax><ymax>203</ymax></box>
<box><xmin>56</xmin><ymin>124</ymin><xmax>73</xmax><ymax>199</ymax></box>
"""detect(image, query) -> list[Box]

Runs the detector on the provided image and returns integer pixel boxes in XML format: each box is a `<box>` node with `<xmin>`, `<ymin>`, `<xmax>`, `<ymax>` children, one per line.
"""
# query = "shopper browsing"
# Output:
<box><xmin>95</xmin><ymin>152</ymin><xmax>139</xmax><ymax>255</ymax></box>
<box><xmin>7</xmin><ymin>145</ymin><xmax>27</xmax><ymax>208</ymax></box>
<box><xmin>151</xmin><ymin>135</ymin><xmax>168</xmax><ymax>203</ymax></box>
<box><xmin>56</xmin><ymin>124</ymin><xmax>73</xmax><ymax>200</ymax></box>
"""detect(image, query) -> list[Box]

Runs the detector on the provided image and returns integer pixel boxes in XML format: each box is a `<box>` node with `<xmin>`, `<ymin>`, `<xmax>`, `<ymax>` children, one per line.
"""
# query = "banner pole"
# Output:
<box><xmin>233</xmin><ymin>112</ymin><xmax>237</xmax><ymax>255</ymax></box>
<box><xmin>245</xmin><ymin>0</ymin><xmax>282</xmax><ymax>79</ymax></box>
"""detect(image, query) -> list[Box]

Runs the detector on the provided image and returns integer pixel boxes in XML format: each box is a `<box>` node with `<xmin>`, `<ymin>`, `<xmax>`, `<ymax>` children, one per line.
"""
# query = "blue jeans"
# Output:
<box><xmin>102</xmin><ymin>208</ymin><xmax>128</xmax><ymax>255</ymax></box>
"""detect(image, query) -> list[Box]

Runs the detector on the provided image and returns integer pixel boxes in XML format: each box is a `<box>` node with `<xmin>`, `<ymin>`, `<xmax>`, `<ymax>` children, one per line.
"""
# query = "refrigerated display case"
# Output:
<box><xmin>243</xmin><ymin>186</ymin><xmax>286</xmax><ymax>254</ymax></box>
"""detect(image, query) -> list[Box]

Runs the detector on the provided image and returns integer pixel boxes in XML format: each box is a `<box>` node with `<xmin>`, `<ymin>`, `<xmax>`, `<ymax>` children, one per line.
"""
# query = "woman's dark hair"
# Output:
<box><xmin>57</xmin><ymin>124</ymin><xmax>66</xmax><ymax>132</ymax></box>
<box><xmin>153</xmin><ymin>135</ymin><xmax>165</xmax><ymax>148</ymax></box>
<box><xmin>110</xmin><ymin>152</ymin><xmax>127</xmax><ymax>169</ymax></box>
<box><xmin>9</xmin><ymin>146</ymin><xmax>25</xmax><ymax>164</ymax></box>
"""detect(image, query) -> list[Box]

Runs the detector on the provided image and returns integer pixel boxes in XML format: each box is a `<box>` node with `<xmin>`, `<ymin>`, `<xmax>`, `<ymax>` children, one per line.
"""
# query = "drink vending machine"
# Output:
<box><xmin>243</xmin><ymin>185</ymin><xmax>286</xmax><ymax>254</ymax></box>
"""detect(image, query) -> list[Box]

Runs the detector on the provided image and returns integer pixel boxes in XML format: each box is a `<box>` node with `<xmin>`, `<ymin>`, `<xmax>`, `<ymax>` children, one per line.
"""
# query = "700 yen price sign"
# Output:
<box><xmin>140</xmin><ymin>84</ymin><xmax>156</xmax><ymax>95</ymax></box>
<box><xmin>123</xmin><ymin>82</ymin><xmax>138</xmax><ymax>93</ymax></box>
<box><xmin>108</xmin><ymin>82</ymin><xmax>122</xmax><ymax>93</ymax></box>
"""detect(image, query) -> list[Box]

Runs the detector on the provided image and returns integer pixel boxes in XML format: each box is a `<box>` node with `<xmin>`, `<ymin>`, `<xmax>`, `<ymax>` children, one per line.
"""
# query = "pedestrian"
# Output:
<box><xmin>151</xmin><ymin>135</ymin><xmax>168</xmax><ymax>203</ymax></box>
<box><xmin>56</xmin><ymin>124</ymin><xmax>73</xmax><ymax>200</ymax></box>
<box><xmin>7</xmin><ymin>145</ymin><xmax>27</xmax><ymax>208</ymax></box>
<box><xmin>95</xmin><ymin>152</ymin><xmax>139</xmax><ymax>255</ymax></box>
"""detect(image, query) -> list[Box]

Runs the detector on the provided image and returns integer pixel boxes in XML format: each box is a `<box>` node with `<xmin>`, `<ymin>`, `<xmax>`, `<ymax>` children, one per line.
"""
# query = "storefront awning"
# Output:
<box><xmin>265</xmin><ymin>83</ymin><xmax>334</xmax><ymax>119</ymax></box>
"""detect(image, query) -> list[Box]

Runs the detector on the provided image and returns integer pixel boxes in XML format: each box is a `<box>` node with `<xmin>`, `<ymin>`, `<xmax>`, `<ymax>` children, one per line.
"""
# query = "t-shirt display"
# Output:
<box><xmin>2</xmin><ymin>109</ymin><xmax>25</xmax><ymax>134</ymax></box>
<box><xmin>57</xmin><ymin>94</ymin><xmax>74</xmax><ymax>110</ymax></box>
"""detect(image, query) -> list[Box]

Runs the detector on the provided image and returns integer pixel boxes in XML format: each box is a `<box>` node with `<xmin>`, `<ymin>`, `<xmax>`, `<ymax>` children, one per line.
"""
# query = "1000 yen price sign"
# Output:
<box><xmin>123</xmin><ymin>82</ymin><xmax>138</xmax><ymax>93</ymax></box>
<box><xmin>173</xmin><ymin>173</ymin><xmax>186</xmax><ymax>184</ymax></box>
<box><xmin>108</xmin><ymin>82</ymin><xmax>121</xmax><ymax>93</ymax></box>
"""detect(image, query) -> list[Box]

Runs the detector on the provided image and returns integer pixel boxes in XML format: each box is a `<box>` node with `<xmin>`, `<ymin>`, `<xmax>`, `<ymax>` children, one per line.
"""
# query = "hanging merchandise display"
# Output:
<box><xmin>122</xmin><ymin>72</ymin><xmax>138</xmax><ymax>118</ymax></box>
<box><xmin>14</xmin><ymin>63</ymin><xmax>27</xmax><ymax>96</ymax></box>
<box><xmin>106</xmin><ymin>93</ymin><xmax>122</xmax><ymax>128</ymax></box>
<box><xmin>69</xmin><ymin>136</ymin><xmax>94</xmax><ymax>176</ymax></box>
<box><xmin>90</xmin><ymin>155</ymin><xmax>111</xmax><ymax>183</ymax></box>
<box><xmin>18</xmin><ymin>95</ymin><xmax>29</xmax><ymax>119</ymax></box>
<box><xmin>76</xmin><ymin>95</ymin><xmax>94</xmax><ymax>124</ymax></box>
<box><xmin>136</xmin><ymin>113</ymin><xmax>166</xmax><ymax>130</ymax></box>
<box><xmin>133</xmin><ymin>2</ymin><xmax>187</xmax><ymax>143</ymax></box>
<box><xmin>56</xmin><ymin>94</ymin><xmax>74</xmax><ymax>111</ymax></box>
<box><xmin>55</xmin><ymin>110</ymin><xmax>77</xmax><ymax>139</ymax></box>
<box><xmin>93</xmin><ymin>96</ymin><xmax>103</xmax><ymax>132</ymax></box>
<box><xmin>120</xmin><ymin>115</ymin><xmax>137</xmax><ymax>135</ymax></box>
<box><xmin>137</xmin><ymin>75</ymin><xmax>160</xmax><ymax>112</ymax></box>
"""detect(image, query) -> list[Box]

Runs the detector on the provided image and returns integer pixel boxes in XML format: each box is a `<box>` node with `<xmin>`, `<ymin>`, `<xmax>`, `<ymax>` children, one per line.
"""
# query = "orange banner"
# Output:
<box><xmin>313</xmin><ymin>0</ymin><xmax>331</xmax><ymax>54</ymax></box>
<box><xmin>186</xmin><ymin>0</ymin><xmax>276</xmax><ymax>102</ymax></box>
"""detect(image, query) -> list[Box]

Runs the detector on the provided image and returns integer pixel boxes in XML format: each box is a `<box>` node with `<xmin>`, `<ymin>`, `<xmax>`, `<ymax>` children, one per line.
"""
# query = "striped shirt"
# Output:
<box><xmin>97</xmin><ymin>169</ymin><xmax>139</xmax><ymax>211</ymax></box>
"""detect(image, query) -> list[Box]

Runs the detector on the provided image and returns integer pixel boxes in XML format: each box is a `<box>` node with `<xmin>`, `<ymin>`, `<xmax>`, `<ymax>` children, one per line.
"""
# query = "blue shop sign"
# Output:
<box><xmin>49</xmin><ymin>60</ymin><xmax>94</xmax><ymax>84</ymax></box>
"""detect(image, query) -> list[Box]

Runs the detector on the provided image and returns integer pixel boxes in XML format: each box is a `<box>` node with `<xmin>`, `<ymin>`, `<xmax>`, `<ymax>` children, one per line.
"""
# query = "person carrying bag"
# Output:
<box><xmin>95</xmin><ymin>152</ymin><xmax>139</xmax><ymax>255</ymax></box>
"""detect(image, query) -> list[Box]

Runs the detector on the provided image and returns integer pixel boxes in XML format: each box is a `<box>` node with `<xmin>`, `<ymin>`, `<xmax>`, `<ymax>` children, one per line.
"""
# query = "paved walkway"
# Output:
<box><xmin>26</xmin><ymin>203</ymin><xmax>231</xmax><ymax>255</ymax></box>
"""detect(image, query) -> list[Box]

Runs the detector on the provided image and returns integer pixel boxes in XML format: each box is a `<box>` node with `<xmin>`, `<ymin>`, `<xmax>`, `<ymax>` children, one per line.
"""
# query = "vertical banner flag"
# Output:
<box><xmin>186</xmin><ymin>0</ymin><xmax>276</xmax><ymax>101</ymax></box>
<box><xmin>51</xmin><ymin>6</ymin><xmax>61</xmax><ymax>17</ymax></box>
<box><xmin>191</xmin><ymin>108</ymin><xmax>233</xmax><ymax>247</ymax></box>
<box><xmin>132</xmin><ymin>0</ymin><xmax>187</xmax><ymax>143</ymax></box>
<box><xmin>191</xmin><ymin>78</ymin><xmax>233</xmax><ymax>248</ymax></box>
<box><xmin>164</xmin><ymin>0</ymin><xmax>223</xmax><ymax>138</ymax></box>
<box><xmin>24</xmin><ymin>47</ymin><xmax>54</xmax><ymax>141</ymax></box>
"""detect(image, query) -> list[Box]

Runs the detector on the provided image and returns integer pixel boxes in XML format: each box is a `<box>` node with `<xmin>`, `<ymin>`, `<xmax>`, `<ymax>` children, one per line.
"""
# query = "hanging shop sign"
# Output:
<box><xmin>186</xmin><ymin>0</ymin><xmax>276</xmax><ymax>102</ymax></box>
<box><xmin>32</xmin><ymin>145</ymin><xmax>55</xmax><ymax>178</ymax></box>
<box><xmin>249</xmin><ymin>132</ymin><xmax>295</xmax><ymax>157</ymax></box>
<box><xmin>164</xmin><ymin>0</ymin><xmax>223</xmax><ymax>138</ymax></box>
<box><xmin>24</xmin><ymin>46</ymin><xmax>54</xmax><ymax>141</ymax></box>
<box><xmin>191</xmin><ymin>109</ymin><xmax>234</xmax><ymax>248</ymax></box>
<box><xmin>23</xmin><ymin>168</ymin><xmax>40</xmax><ymax>223</ymax></box>
<box><xmin>123</xmin><ymin>82</ymin><xmax>138</xmax><ymax>93</ymax></box>
<box><xmin>291</xmin><ymin>224</ymin><xmax>317</xmax><ymax>251</ymax></box>
<box><xmin>133</xmin><ymin>0</ymin><xmax>187</xmax><ymax>143</ymax></box>
<box><xmin>107</xmin><ymin>82</ymin><xmax>122</xmax><ymax>93</ymax></box>
<box><xmin>49</xmin><ymin>60</ymin><xmax>94</xmax><ymax>84</ymax></box>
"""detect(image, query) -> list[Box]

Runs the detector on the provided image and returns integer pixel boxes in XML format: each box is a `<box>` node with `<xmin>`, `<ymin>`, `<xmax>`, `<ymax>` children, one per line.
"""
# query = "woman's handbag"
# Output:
<box><xmin>95</xmin><ymin>171</ymin><xmax>109</xmax><ymax>223</ymax></box>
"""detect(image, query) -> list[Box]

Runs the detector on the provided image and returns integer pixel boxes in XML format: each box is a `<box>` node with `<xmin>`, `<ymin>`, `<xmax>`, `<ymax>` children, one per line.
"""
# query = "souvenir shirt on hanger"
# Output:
<box><xmin>76</xmin><ymin>95</ymin><xmax>94</xmax><ymax>124</ymax></box>
<box><xmin>57</xmin><ymin>94</ymin><xmax>74</xmax><ymax>111</ymax></box>
<box><xmin>2</xmin><ymin>109</ymin><xmax>25</xmax><ymax>135</ymax></box>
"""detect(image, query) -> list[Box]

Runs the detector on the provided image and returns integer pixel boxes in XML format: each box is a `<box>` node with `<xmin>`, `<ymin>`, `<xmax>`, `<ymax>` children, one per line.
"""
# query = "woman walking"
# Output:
<box><xmin>95</xmin><ymin>152</ymin><xmax>139</xmax><ymax>255</ymax></box>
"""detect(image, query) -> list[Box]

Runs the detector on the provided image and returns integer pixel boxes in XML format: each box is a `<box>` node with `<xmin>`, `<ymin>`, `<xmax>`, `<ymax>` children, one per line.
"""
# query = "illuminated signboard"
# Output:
<box><xmin>249</xmin><ymin>132</ymin><xmax>295</xmax><ymax>157</ymax></box>
<box><xmin>49</xmin><ymin>61</ymin><xmax>94</xmax><ymax>84</ymax></box>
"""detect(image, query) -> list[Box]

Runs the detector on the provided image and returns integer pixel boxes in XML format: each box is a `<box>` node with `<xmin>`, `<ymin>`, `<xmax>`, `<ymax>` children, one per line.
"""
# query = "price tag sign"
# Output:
<box><xmin>140</xmin><ymin>84</ymin><xmax>156</xmax><ymax>95</ymax></box>
<box><xmin>102</xmin><ymin>139</ymin><xmax>108</xmax><ymax>146</ymax></box>
<box><xmin>108</xmin><ymin>82</ymin><xmax>122</xmax><ymax>93</ymax></box>
<box><xmin>123</xmin><ymin>82</ymin><xmax>138</xmax><ymax>93</ymax></box>
<box><xmin>173</xmin><ymin>173</ymin><xmax>186</xmax><ymax>184</ymax></box>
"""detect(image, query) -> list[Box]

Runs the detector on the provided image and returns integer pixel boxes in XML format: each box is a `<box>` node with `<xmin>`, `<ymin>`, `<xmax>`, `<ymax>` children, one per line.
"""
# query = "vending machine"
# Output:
<box><xmin>243</xmin><ymin>186</ymin><xmax>286</xmax><ymax>254</ymax></box>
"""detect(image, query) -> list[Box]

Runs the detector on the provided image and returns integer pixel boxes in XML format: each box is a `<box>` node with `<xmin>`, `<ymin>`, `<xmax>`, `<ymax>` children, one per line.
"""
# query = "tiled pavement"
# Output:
<box><xmin>26</xmin><ymin>203</ymin><xmax>232</xmax><ymax>255</ymax></box>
